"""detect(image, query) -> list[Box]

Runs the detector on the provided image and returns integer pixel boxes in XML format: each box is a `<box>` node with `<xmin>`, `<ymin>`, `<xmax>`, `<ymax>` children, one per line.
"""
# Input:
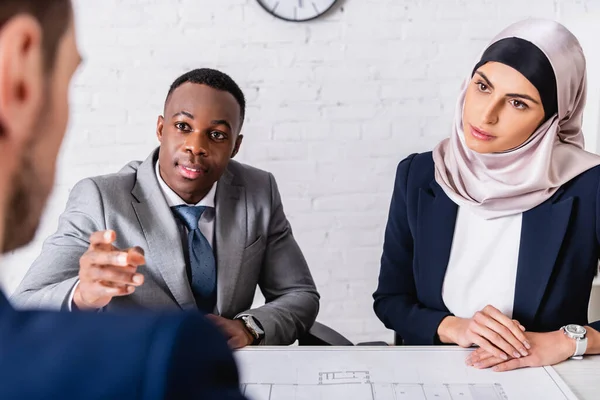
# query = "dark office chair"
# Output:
<box><xmin>356</xmin><ymin>331</ymin><xmax>402</xmax><ymax>346</ymax></box>
<box><xmin>297</xmin><ymin>321</ymin><xmax>354</xmax><ymax>346</ymax></box>
<box><xmin>394</xmin><ymin>333</ymin><xmax>404</xmax><ymax>345</ymax></box>
<box><xmin>297</xmin><ymin>323</ymin><xmax>403</xmax><ymax>346</ymax></box>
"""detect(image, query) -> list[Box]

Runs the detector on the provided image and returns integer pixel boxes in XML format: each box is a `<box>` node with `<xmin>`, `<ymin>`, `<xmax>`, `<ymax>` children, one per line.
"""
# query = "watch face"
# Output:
<box><xmin>245</xmin><ymin>316</ymin><xmax>265</xmax><ymax>336</ymax></box>
<box><xmin>566</xmin><ymin>324</ymin><xmax>586</xmax><ymax>336</ymax></box>
<box><xmin>251</xmin><ymin>319</ymin><xmax>265</xmax><ymax>336</ymax></box>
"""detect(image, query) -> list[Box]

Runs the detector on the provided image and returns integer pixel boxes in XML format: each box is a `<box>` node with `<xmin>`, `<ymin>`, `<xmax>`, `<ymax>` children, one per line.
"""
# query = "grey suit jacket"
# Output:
<box><xmin>12</xmin><ymin>148</ymin><xmax>320</xmax><ymax>345</ymax></box>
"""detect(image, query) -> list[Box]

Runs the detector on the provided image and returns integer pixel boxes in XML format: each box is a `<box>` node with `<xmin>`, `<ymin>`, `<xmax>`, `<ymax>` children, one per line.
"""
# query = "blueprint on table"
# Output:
<box><xmin>234</xmin><ymin>347</ymin><xmax>577</xmax><ymax>400</ymax></box>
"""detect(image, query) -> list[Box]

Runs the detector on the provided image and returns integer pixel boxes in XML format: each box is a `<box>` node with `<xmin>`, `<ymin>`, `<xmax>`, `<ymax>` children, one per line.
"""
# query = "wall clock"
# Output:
<box><xmin>256</xmin><ymin>0</ymin><xmax>339</xmax><ymax>22</ymax></box>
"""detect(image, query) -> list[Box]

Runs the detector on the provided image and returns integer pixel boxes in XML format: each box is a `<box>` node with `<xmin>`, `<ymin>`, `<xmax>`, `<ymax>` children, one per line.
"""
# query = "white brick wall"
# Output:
<box><xmin>1</xmin><ymin>0</ymin><xmax>600</xmax><ymax>344</ymax></box>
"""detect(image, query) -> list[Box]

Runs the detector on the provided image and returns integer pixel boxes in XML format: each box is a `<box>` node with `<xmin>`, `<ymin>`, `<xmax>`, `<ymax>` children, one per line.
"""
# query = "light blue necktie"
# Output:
<box><xmin>171</xmin><ymin>205</ymin><xmax>216</xmax><ymax>313</ymax></box>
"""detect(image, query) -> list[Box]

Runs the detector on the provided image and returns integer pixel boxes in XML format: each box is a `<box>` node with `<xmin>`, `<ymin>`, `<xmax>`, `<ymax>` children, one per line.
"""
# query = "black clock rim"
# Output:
<box><xmin>256</xmin><ymin>0</ymin><xmax>339</xmax><ymax>22</ymax></box>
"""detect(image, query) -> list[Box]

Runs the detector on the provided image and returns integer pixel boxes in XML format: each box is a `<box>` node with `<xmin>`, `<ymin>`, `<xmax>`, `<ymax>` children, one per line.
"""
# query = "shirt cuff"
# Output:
<box><xmin>68</xmin><ymin>280</ymin><xmax>103</xmax><ymax>313</ymax></box>
<box><xmin>67</xmin><ymin>280</ymin><xmax>80</xmax><ymax>312</ymax></box>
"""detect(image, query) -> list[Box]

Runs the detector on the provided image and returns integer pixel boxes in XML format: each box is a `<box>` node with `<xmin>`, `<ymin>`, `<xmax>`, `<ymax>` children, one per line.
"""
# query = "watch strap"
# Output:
<box><xmin>573</xmin><ymin>337</ymin><xmax>587</xmax><ymax>358</ymax></box>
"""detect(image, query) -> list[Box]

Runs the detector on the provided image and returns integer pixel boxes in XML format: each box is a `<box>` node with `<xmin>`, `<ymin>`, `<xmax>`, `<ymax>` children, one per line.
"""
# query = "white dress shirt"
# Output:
<box><xmin>154</xmin><ymin>160</ymin><xmax>217</xmax><ymax>248</ymax></box>
<box><xmin>441</xmin><ymin>206</ymin><xmax>522</xmax><ymax>319</ymax></box>
<box><xmin>68</xmin><ymin>160</ymin><xmax>217</xmax><ymax>311</ymax></box>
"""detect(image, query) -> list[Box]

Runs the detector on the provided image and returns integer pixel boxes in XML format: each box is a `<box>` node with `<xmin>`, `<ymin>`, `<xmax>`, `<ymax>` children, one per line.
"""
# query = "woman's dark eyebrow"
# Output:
<box><xmin>476</xmin><ymin>71</ymin><xmax>540</xmax><ymax>105</ymax></box>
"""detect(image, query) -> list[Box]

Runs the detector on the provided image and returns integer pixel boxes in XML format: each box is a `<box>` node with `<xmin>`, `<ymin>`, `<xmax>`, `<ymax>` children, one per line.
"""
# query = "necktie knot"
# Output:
<box><xmin>171</xmin><ymin>205</ymin><xmax>208</xmax><ymax>231</ymax></box>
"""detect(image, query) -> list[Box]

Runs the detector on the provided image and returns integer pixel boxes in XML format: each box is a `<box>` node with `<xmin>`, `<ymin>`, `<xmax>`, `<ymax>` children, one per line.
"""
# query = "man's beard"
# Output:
<box><xmin>2</xmin><ymin>152</ymin><xmax>49</xmax><ymax>253</ymax></box>
<box><xmin>2</xmin><ymin>94</ymin><xmax>54</xmax><ymax>254</ymax></box>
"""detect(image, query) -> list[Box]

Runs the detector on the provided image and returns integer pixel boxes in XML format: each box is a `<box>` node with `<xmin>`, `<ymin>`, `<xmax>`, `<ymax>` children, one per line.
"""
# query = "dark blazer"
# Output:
<box><xmin>0</xmin><ymin>292</ymin><xmax>245</xmax><ymax>399</ymax></box>
<box><xmin>373</xmin><ymin>152</ymin><xmax>600</xmax><ymax>345</ymax></box>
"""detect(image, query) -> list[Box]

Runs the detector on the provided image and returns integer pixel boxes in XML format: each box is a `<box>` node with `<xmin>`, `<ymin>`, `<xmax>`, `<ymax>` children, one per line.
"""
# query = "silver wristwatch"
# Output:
<box><xmin>562</xmin><ymin>324</ymin><xmax>587</xmax><ymax>359</ymax></box>
<box><xmin>238</xmin><ymin>315</ymin><xmax>265</xmax><ymax>345</ymax></box>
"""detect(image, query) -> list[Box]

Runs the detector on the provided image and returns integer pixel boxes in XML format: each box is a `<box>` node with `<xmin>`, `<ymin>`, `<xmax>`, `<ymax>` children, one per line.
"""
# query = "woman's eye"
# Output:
<box><xmin>510</xmin><ymin>99</ymin><xmax>528</xmax><ymax>110</ymax></box>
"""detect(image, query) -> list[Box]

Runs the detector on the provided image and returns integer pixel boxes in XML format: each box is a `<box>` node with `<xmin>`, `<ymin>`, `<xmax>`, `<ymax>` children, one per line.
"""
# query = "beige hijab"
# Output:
<box><xmin>432</xmin><ymin>19</ymin><xmax>600</xmax><ymax>220</ymax></box>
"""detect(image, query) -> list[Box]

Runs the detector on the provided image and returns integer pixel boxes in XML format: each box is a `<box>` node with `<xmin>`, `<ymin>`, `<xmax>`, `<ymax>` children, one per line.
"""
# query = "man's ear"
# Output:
<box><xmin>0</xmin><ymin>15</ymin><xmax>43</xmax><ymax>146</ymax></box>
<box><xmin>156</xmin><ymin>115</ymin><xmax>165</xmax><ymax>142</ymax></box>
<box><xmin>231</xmin><ymin>134</ymin><xmax>243</xmax><ymax>158</ymax></box>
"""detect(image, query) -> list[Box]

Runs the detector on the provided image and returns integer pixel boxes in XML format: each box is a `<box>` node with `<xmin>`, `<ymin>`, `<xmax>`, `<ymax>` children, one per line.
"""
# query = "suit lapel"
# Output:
<box><xmin>416</xmin><ymin>181</ymin><xmax>458</xmax><ymax>310</ymax></box>
<box><xmin>214</xmin><ymin>166</ymin><xmax>246</xmax><ymax>316</ymax></box>
<box><xmin>131</xmin><ymin>149</ymin><xmax>196</xmax><ymax>310</ymax></box>
<box><xmin>513</xmin><ymin>191</ymin><xmax>573</xmax><ymax>325</ymax></box>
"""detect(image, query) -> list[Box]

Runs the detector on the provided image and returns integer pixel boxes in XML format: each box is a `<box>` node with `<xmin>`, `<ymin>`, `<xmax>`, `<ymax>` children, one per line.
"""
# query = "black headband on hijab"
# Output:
<box><xmin>472</xmin><ymin>37</ymin><xmax>558</xmax><ymax>121</ymax></box>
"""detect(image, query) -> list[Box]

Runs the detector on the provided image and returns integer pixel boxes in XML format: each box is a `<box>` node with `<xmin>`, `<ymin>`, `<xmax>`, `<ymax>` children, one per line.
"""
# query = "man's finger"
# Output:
<box><xmin>90</xmin><ymin>242</ymin><xmax>115</xmax><ymax>252</ymax></box>
<box><xmin>81</xmin><ymin>262</ymin><xmax>137</xmax><ymax>280</ymax></box>
<box><xmin>228</xmin><ymin>337</ymin><xmax>244</xmax><ymax>349</ymax></box>
<box><xmin>99</xmin><ymin>280</ymin><xmax>128</xmax><ymax>289</ymax></box>
<box><xmin>492</xmin><ymin>357</ymin><xmax>526</xmax><ymax>372</ymax></box>
<box><xmin>205</xmin><ymin>315</ymin><xmax>242</xmax><ymax>339</ymax></box>
<box><xmin>89</xmin><ymin>231</ymin><xmax>116</xmax><ymax>252</ymax></box>
<box><xmin>126</xmin><ymin>247</ymin><xmax>146</xmax><ymax>264</ymax></box>
<box><xmin>205</xmin><ymin>314</ymin><xmax>224</xmax><ymax>325</ymax></box>
<box><xmin>86</xmin><ymin>250</ymin><xmax>145</xmax><ymax>267</ymax></box>
<box><xmin>222</xmin><ymin>323</ymin><xmax>241</xmax><ymax>337</ymax></box>
<box><xmin>109</xmin><ymin>285</ymin><xmax>135</xmax><ymax>296</ymax></box>
<box><xmin>122</xmin><ymin>247</ymin><xmax>145</xmax><ymax>265</ymax></box>
<box><xmin>88</xmin><ymin>281</ymin><xmax>133</xmax><ymax>298</ymax></box>
<box><xmin>483</xmin><ymin>305</ymin><xmax>531</xmax><ymax>350</ymax></box>
<box><xmin>88</xmin><ymin>265</ymin><xmax>143</xmax><ymax>286</ymax></box>
<box><xmin>87</xmin><ymin>251</ymin><xmax>128</xmax><ymax>267</ymax></box>
<box><xmin>206</xmin><ymin>315</ymin><xmax>234</xmax><ymax>333</ymax></box>
<box><xmin>130</xmin><ymin>246</ymin><xmax>145</xmax><ymax>256</ymax></box>
<box><xmin>90</xmin><ymin>230</ymin><xmax>116</xmax><ymax>246</ymax></box>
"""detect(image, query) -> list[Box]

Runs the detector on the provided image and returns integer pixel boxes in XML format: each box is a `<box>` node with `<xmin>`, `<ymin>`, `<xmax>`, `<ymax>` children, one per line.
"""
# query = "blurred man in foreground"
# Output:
<box><xmin>0</xmin><ymin>1</ymin><xmax>246</xmax><ymax>399</ymax></box>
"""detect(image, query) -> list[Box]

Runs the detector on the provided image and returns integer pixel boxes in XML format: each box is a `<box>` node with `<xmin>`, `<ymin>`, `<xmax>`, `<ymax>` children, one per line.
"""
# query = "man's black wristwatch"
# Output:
<box><xmin>237</xmin><ymin>314</ymin><xmax>265</xmax><ymax>345</ymax></box>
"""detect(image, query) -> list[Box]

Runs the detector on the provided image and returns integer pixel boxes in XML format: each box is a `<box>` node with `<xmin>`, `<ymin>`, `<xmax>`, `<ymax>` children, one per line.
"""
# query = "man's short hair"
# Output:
<box><xmin>166</xmin><ymin>68</ymin><xmax>246</xmax><ymax>127</ymax></box>
<box><xmin>0</xmin><ymin>0</ymin><xmax>71</xmax><ymax>72</ymax></box>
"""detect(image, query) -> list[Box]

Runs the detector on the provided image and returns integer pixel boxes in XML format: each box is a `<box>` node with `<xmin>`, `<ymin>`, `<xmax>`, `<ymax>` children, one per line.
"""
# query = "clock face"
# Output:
<box><xmin>256</xmin><ymin>0</ymin><xmax>338</xmax><ymax>22</ymax></box>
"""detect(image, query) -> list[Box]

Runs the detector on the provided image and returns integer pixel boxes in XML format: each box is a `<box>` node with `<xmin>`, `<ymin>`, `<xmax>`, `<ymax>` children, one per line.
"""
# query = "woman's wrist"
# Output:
<box><xmin>437</xmin><ymin>316</ymin><xmax>461</xmax><ymax>344</ymax></box>
<box><xmin>551</xmin><ymin>329</ymin><xmax>577</xmax><ymax>359</ymax></box>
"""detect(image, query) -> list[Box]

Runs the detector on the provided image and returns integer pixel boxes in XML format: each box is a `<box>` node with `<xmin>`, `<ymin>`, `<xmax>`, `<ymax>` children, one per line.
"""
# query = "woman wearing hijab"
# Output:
<box><xmin>373</xmin><ymin>18</ymin><xmax>600</xmax><ymax>372</ymax></box>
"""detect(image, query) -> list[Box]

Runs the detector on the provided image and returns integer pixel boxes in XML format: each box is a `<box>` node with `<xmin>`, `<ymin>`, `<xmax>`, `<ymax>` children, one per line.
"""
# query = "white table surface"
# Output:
<box><xmin>553</xmin><ymin>355</ymin><xmax>600</xmax><ymax>400</ymax></box>
<box><xmin>239</xmin><ymin>346</ymin><xmax>600</xmax><ymax>399</ymax></box>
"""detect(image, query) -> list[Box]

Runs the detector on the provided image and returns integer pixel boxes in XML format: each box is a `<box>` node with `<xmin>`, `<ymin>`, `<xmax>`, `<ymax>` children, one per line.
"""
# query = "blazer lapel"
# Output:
<box><xmin>131</xmin><ymin>149</ymin><xmax>196</xmax><ymax>310</ymax></box>
<box><xmin>214</xmin><ymin>166</ymin><xmax>246</xmax><ymax>316</ymax></box>
<box><xmin>513</xmin><ymin>191</ymin><xmax>573</xmax><ymax>325</ymax></box>
<box><xmin>416</xmin><ymin>181</ymin><xmax>458</xmax><ymax>310</ymax></box>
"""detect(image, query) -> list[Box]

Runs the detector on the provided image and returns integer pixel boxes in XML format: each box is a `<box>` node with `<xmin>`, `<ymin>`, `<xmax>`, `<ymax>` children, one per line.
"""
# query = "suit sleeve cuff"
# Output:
<box><xmin>428</xmin><ymin>311</ymin><xmax>454</xmax><ymax>345</ymax></box>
